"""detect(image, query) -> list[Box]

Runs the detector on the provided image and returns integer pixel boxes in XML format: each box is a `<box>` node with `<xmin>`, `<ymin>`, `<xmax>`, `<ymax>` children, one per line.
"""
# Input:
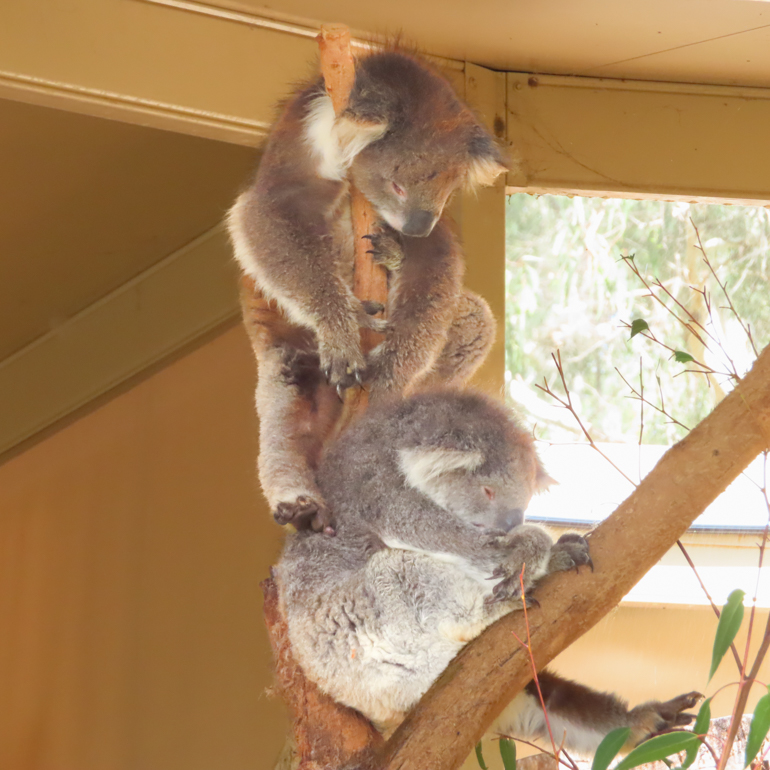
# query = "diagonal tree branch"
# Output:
<box><xmin>371</xmin><ymin>343</ymin><xmax>770</xmax><ymax>770</ymax></box>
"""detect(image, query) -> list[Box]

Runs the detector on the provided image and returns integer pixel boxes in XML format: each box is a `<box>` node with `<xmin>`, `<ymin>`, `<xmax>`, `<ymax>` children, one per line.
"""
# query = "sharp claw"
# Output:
<box><xmin>526</xmin><ymin>596</ymin><xmax>541</xmax><ymax>609</ymax></box>
<box><xmin>365</xmin><ymin>250</ymin><xmax>376</xmax><ymax>255</ymax></box>
<box><xmin>336</xmin><ymin>384</ymin><xmax>345</xmax><ymax>401</ymax></box>
<box><xmin>354</xmin><ymin>370</ymin><xmax>364</xmax><ymax>387</ymax></box>
<box><xmin>587</xmin><ymin>557</ymin><xmax>595</xmax><ymax>572</ymax></box>
<box><xmin>322</xmin><ymin>365</ymin><xmax>332</xmax><ymax>382</ymax></box>
<box><xmin>361</xmin><ymin>234</ymin><xmax>373</xmax><ymax>240</ymax></box>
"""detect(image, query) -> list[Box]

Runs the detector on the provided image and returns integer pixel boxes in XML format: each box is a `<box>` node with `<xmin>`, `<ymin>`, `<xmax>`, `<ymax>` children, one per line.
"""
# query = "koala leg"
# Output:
<box><xmin>416</xmin><ymin>290</ymin><xmax>496</xmax><ymax>389</ymax></box>
<box><xmin>496</xmin><ymin>671</ymin><xmax>701</xmax><ymax>757</ymax></box>
<box><xmin>253</xmin><ymin>338</ymin><xmax>342</xmax><ymax>534</ymax></box>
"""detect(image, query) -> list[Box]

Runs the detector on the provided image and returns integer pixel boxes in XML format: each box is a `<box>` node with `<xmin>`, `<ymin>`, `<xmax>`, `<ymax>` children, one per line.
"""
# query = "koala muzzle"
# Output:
<box><xmin>497</xmin><ymin>508</ymin><xmax>525</xmax><ymax>532</ymax></box>
<box><xmin>401</xmin><ymin>209</ymin><xmax>438</xmax><ymax>237</ymax></box>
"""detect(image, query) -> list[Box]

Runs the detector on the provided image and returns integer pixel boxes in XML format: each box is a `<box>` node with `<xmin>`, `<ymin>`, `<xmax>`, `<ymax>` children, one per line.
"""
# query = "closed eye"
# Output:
<box><xmin>483</xmin><ymin>486</ymin><xmax>495</xmax><ymax>500</ymax></box>
<box><xmin>392</xmin><ymin>182</ymin><xmax>406</xmax><ymax>198</ymax></box>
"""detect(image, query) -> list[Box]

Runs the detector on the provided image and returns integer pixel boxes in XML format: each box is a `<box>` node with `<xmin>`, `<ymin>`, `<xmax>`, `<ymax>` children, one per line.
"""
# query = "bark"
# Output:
<box><xmin>369</xmin><ymin>343</ymin><xmax>770</xmax><ymax>770</ymax></box>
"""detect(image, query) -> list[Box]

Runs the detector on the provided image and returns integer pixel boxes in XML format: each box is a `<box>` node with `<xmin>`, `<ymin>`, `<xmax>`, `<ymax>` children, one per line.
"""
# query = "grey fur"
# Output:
<box><xmin>229</xmin><ymin>50</ymin><xmax>502</xmax><ymax>531</ymax></box>
<box><xmin>277</xmin><ymin>391</ymin><xmax>700</xmax><ymax>749</ymax></box>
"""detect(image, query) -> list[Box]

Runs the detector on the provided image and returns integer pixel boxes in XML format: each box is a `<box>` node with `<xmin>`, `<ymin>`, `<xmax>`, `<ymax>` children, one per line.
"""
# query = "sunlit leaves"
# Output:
<box><xmin>614</xmin><ymin>732</ymin><xmax>700</xmax><ymax>770</ymax></box>
<box><xmin>499</xmin><ymin>738</ymin><xmax>517</xmax><ymax>770</ymax></box>
<box><xmin>681</xmin><ymin>698</ymin><xmax>711</xmax><ymax>770</ymax></box>
<box><xmin>630</xmin><ymin>319</ymin><xmax>650</xmax><ymax>338</ymax></box>
<box><xmin>710</xmin><ymin>589</ymin><xmax>745</xmax><ymax>681</ymax></box>
<box><xmin>745</xmin><ymin>688</ymin><xmax>770</xmax><ymax>768</ymax></box>
<box><xmin>592</xmin><ymin>727</ymin><xmax>631</xmax><ymax>770</ymax></box>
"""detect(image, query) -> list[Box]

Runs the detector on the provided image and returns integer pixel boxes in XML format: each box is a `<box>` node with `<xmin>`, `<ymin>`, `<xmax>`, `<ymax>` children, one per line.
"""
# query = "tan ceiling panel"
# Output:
<box><xmin>0</xmin><ymin>98</ymin><xmax>257</xmax><ymax>361</ymax></box>
<box><xmin>214</xmin><ymin>0</ymin><xmax>770</xmax><ymax>87</ymax></box>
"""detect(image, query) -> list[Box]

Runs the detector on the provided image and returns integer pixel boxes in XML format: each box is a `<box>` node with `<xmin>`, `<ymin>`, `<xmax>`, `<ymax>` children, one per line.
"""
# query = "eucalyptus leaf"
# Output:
<box><xmin>681</xmin><ymin>697</ymin><xmax>711</xmax><ymax>770</ymax></box>
<box><xmin>630</xmin><ymin>319</ymin><xmax>649</xmax><ymax>339</ymax></box>
<box><xmin>499</xmin><ymin>738</ymin><xmax>517</xmax><ymax>770</ymax></box>
<box><xmin>673</xmin><ymin>351</ymin><xmax>695</xmax><ymax>364</ymax></box>
<box><xmin>709</xmin><ymin>589</ymin><xmax>745</xmax><ymax>681</ymax></box>
<box><xmin>614</xmin><ymin>732</ymin><xmax>699</xmax><ymax>770</ymax></box>
<box><xmin>745</xmin><ymin>688</ymin><xmax>770</xmax><ymax>768</ymax></box>
<box><xmin>592</xmin><ymin>727</ymin><xmax>631</xmax><ymax>770</ymax></box>
<box><xmin>475</xmin><ymin>741</ymin><xmax>488</xmax><ymax>770</ymax></box>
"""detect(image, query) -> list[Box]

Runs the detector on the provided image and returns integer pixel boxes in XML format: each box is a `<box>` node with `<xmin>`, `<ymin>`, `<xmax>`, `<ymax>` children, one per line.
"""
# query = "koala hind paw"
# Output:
<box><xmin>548</xmin><ymin>533</ymin><xmax>593</xmax><ymax>574</ymax></box>
<box><xmin>273</xmin><ymin>496</ymin><xmax>335</xmax><ymax>535</ymax></box>
<box><xmin>629</xmin><ymin>691</ymin><xmax>703</xmax><ymax>743</ymax></box>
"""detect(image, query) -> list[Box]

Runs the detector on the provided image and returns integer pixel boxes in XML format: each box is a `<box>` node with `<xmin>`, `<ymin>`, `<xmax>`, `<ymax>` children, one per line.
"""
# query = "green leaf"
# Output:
<box><xmin>614</xmin><ymin>732</ymin><xmax>699</xmax><ymax>770</ymax></box>
<box><xmin>630</xmin><ymin>319</ymin><xmax>649</xmax><ymax>338</ymax></box>
<box><xmin>745</xmin><ymin>688</ymin><xmax>770</xmax><ymax>768</ymax></box>
<box><xmin>499</xmin><ymin>738</ymin><xmax>517</xmax><ymax>770</ymax></box>
<box><xmin>475</xmin><ymin>741</ymin><xmax>488</xmax><ymax>770</ymax></box>
<box><xmin>592</xmin><ymin>727</ymin><xmax>631</xmax><ymax>770</ymax></box>
<box><xmin>681</xmin><ymin>698</ymin><xmax>711</xmax><ymax>769</ymax></box>
<box><xmin>710</xmin><ymin>589</ymin><xmax>745</xmax><ymax>681</ymax></box>
<box><xmin>673</xmin><ymin>351</ymin><xmax>695</xmax><ymax>364</ymax></box>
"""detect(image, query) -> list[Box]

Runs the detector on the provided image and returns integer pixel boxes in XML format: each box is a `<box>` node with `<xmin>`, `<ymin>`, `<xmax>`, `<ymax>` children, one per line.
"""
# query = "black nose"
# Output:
<box><xmin>497</xmin><ymin>508</ymin><xmax>524</xmax><ymax>532</ymax></box>
<box><xmin>401</xmin><ymin>209</ymin><xmax>437</xmax><ymax>237</ymax></box>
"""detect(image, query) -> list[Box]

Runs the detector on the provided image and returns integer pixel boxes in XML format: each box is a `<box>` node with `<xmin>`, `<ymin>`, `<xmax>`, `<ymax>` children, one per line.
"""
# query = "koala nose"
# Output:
<box><xmin>401</xmin><ymin>209</ymin><xmax>437</xmax><ymax>237</ymax></box>
<box><xmin>497</xmin><ymin>508</ymin><xmax>524</xmax><ymax>532</ymax></box>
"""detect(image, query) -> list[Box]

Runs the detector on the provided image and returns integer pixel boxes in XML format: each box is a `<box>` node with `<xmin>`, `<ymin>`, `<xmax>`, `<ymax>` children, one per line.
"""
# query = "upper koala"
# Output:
<box><xmin>277</xmin><ymin>391</ymin><xmax>699</xmax><ymax>748</ymax></box>
<box><xmin>229</xmin><ymin>51</ymin><xmax>503</xmax><ymax>532</ymax></box>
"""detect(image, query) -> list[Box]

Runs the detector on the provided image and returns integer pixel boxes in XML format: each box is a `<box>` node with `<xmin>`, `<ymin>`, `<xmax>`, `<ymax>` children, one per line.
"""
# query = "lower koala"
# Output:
<box><xmin>277</xmin><ymin>391</ymin><xmax>699</xmax><ymax>751</ymax></box>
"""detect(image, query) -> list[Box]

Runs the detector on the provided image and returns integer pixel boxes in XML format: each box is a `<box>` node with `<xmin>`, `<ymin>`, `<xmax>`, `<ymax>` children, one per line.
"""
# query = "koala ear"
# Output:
<box><xmin>466</xmin><ymin>132</ymin><xmax>507</xmax><ymax>188</ymax></box>
<box><xmin>534</xmin><ymin>461</ymin><xmax>557</xmax><ymax>494</ymax></box>
<box><xmin>335</xmin><ymin>113</ymin><xmax>388</xmax><ymax>166</ymax></box>
<box><xmin>398</xmin><ymin>447</ymin><xmax>484</xmax><ymax>492</ymax></box>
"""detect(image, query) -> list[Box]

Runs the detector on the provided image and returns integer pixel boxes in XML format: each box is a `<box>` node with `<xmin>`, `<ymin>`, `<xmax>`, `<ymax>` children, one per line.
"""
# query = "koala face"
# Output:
<box><xmin>350</xmin><ymin>136</ymin><xmax>505</xmax><ymax>238</ymax></box>
<box><xmin>398</xmin><ymin>444</ymin><xmax>545</xmax><ymax>534</ymax></box>
<box><xmin>350</xmin><ymin>148</ymin><xmax>459</xmax><ymax>237</ymax></box>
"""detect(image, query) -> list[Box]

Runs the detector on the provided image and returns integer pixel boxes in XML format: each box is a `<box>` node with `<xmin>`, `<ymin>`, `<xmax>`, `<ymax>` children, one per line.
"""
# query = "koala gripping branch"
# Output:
<box><xmin>371</xmin><ymin>342</ymin><xmax>770</xmax><ymax>770</ymax></box>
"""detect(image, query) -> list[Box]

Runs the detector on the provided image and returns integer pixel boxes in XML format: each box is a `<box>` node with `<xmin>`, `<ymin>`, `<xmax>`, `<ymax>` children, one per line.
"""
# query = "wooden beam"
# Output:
<box><xmin>506</xmin><ymin>72</ymin><xmax>770</xmax><ymax>204</ymax></box>
<box><xmin>0</xmin><ymin>226</ymin><xmax>240</xmax><ymax>461</ymax></box>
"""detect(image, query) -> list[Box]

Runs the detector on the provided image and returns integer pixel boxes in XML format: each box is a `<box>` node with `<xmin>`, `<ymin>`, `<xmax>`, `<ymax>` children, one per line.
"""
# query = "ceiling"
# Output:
<box><xmin>220</xmin><ymin>0</ymin><xmax>770</xmax><ymax>88</ymax></box>
<box><xmin>0</xmin><ymin>99</ymin><xmax>258</xmax><ymax>361</ymax></box>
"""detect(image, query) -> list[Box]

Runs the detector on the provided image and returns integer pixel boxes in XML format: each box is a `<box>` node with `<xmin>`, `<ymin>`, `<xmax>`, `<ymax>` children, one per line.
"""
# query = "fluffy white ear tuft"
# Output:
<box><xmin>335</xmin><ymin>114</ymin><xmax>388</xmax><ymax>167</ymax></box>
<box><xmin>304</xmin><ymin>94</ymin><xmax>387</xmax><ymax>181</ymax></box>
<box><xmin>465</xmin><ymin>156</ymin><xmax>507</xmax><ymax>189</ymax></box>
<box><xmin>534</xmin><ymin>465</ymin><xmax>557</xmax><ymax>494</ymax></box>
<box><xmin>399</xmin><ymin>447</ymin><xmax>484</xmax><ymax>494</ymax></box>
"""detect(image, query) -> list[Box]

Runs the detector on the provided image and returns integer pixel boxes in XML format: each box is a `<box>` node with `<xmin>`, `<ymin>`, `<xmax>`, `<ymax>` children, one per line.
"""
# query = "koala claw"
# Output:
<box><xmin>630</xmin><ymin>691</ymin><xmax>703</xmax><ymax>742</ymax></box>
<box><xmin>274</xmin><ymin>496</ymin><xmax>336</xmax><ymax>535</ymax></box>
<box><xmin>363</xmin><ymin>231</ymin><xmax>404</xmax><ymax>273</ymax></box>
<box><xmin>548</xmin><ymin>533</ymin><xmax>592</xmax><ymax>575</ymax></box>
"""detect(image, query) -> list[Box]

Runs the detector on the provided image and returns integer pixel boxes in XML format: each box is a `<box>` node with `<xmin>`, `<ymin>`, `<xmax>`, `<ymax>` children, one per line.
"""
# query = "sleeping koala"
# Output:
<box><xmin>277</xmin><ymin>391</ymin><xmax>699</xmax><ymax>751</ymax></box>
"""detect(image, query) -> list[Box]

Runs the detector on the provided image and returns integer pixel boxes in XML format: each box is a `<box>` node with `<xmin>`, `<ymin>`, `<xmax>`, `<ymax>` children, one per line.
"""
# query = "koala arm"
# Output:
<box><xmin>367</xmin><ymin>218</ymin><xmax>464</xmax><ymax>398</ymax></box>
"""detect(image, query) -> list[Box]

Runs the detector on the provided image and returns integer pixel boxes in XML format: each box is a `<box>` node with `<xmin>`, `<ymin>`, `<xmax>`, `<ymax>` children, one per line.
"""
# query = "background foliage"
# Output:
<box><xmin>505</xmin><ymin>195</ymin><xmax>770</xmax><ymax>444</ymax></box>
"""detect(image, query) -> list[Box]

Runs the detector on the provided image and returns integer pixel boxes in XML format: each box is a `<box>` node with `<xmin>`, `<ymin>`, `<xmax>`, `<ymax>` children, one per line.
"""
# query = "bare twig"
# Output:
<box><xmin>536</xmin><ymin>351</ymin><xmax>638</xmax><ymax>487</ymax></box>
<box><xmin>690</xmin><ymin>217</ymin><xmax>759</xmax><ymax>359</ymax></box>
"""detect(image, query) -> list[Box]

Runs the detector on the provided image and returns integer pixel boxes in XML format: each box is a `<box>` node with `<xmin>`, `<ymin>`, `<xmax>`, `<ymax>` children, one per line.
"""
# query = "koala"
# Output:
<box><xmin>228</xmin><ymin>50</ymin><xmax>503</xmax><ymax>533</ymax></box>
<box><xmin>277</xmin><ymin>391</ymin><xmax>700</xmax><ymax>751</ymax></box>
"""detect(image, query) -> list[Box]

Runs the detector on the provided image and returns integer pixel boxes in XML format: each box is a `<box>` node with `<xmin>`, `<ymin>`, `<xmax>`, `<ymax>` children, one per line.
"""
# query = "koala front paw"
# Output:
<box><xmin>318</xmin><ymin>340</ymin><xmax>366</xmax><ymax>394</ymax></box>
<box><xmin>273</xmin><ymin>495</ymin><xmax>335</xmax><ymax>535</ymax></box>
<box><xmin>547</xmin><ymin>532</ymin><xmax>593</xmax><ymax>574</ymax></box>
<box><xmin>628</xmin><ymin>691</ymin><xmax>702</xmax><ymax>744</ymax></box>
<box><xmin>363</xmin><ymin>232</ymin><xmax>403</xmax><ymax>272</ymax></box>
<box><xmin>357</xmin><ymin>300</ymin><xmax>390</xmax><ymax>335</ymax></box>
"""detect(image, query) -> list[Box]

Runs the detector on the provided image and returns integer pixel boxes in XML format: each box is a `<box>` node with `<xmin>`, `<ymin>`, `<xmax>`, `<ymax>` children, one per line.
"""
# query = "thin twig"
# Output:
<box><xmin>536</xmin><ymin>351</ymin><xmax>637</xmax><ymax>487</ymax></box>
<box><xmin>690</xmin><ymin>217</ymin><xmax>759</xmax><ymax>359</ymax></box>
<box><xmin>676</xmin><ymin>540</ymin><xmax>743</xmax><ymax>671</ymax></box>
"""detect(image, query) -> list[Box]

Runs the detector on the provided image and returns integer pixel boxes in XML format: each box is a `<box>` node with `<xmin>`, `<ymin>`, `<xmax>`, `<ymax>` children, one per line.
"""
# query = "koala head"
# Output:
<box><xmin>396</xmin><ymin>393</ymin><xmax>553</xmax><ymax>533</ymax></box>
<box><xmin>336</xmin><ymin>51</ymin><xmax>507</xmax><ymax>237</ymax></box>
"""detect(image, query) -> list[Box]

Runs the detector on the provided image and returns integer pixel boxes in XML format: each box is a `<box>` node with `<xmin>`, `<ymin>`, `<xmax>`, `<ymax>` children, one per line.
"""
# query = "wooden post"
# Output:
<box><xmin>257</xmin><ymin>25</ymin><xmax>388</xmax><ymax>769</ymax></box>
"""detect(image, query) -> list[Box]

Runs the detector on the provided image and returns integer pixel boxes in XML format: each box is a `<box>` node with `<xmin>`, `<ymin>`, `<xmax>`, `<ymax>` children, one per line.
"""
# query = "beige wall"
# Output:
<box><xmin>0</xmin><ymin>326</ymin><xmax>287</xmax><ymax>769</ymax></box>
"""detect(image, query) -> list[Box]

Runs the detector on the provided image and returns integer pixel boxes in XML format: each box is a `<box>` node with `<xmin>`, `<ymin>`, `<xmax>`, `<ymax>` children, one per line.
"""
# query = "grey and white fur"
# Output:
<box><xmin>228</xmin><ymin>50</ymin><xmax>502</xmax><ymax>533</ymax></box>
<box><xmin>277</xmin><ymin>391</ymin><xmax>700</xmax><ymax>750</ymax></box>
